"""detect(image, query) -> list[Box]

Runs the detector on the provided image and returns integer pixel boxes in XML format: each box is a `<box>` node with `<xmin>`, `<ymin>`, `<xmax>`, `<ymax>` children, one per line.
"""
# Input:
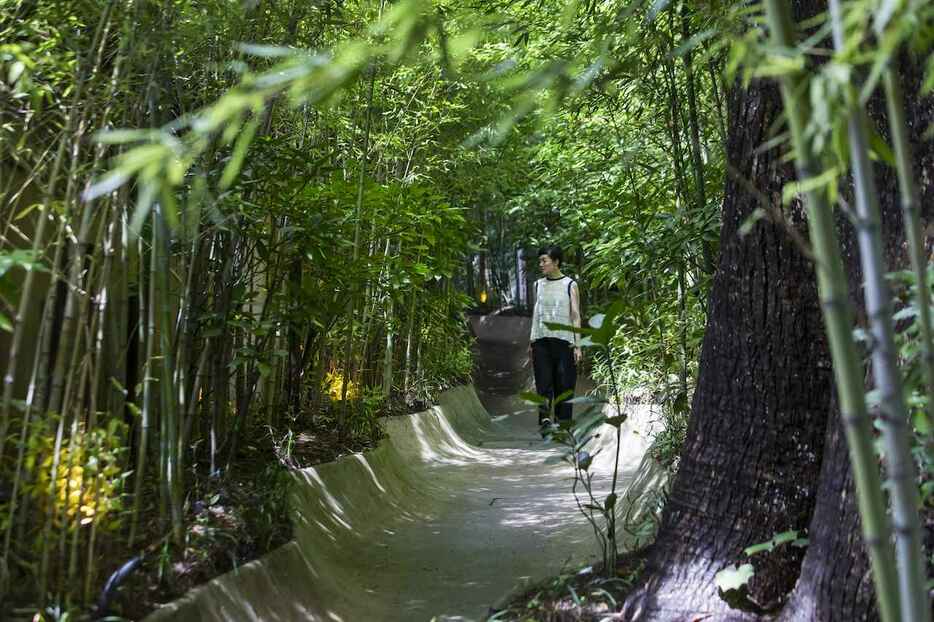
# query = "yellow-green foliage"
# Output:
<box><xmin>325</xmin><ymin>370</ymin><xmax>358</xmax><ymax>402</ymax></box>
<box><xmin>25</xmin><ymin>418</ymin><xmax>127</xmax><ymax>533</ymax></box>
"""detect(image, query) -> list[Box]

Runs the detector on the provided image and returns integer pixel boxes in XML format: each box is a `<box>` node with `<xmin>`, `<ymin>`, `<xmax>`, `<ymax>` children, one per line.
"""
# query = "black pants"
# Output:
<box><xmin>531</xmin><ymin>338</ymin><xmax>577</xmax><ymax>423</ymax></box>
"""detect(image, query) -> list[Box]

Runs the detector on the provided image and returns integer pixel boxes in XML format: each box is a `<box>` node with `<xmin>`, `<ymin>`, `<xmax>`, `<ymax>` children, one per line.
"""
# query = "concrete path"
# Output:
<box><xmin>146</xmin><ymin>316</ymin><xmax>663</xmax><ymax>622</ymax></box>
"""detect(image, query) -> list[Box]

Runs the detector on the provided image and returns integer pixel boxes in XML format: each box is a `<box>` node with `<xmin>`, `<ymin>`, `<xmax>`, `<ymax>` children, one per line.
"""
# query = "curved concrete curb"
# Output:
<box><xmin>146</xmin><ymin>382</ymin><xmax>663</xmax><ymax>622</ymax></box>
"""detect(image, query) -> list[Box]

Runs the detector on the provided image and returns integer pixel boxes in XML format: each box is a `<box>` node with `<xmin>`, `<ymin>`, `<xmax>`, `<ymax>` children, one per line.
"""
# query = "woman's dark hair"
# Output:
<box><xmin>537</xmin><ymin>245</ymin><xmax>563</xmax><ymax>265</ymax></box>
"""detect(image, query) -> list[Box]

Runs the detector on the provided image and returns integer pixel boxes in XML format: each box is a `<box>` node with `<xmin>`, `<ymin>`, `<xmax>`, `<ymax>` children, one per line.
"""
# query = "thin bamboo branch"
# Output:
<box><xmin>879</xmin><ymin>55</ymin><xmax>934</xmax><ymax>432</ymax></box>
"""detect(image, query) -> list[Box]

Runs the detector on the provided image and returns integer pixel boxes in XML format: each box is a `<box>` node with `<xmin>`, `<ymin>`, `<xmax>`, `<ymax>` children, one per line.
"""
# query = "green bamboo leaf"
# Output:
<box><xmin>0</xmin><ymin>250</ymin><xmax>48</xmax><ymax>277</ymax></box>
<box><xmin>670</xmin><ymin>30</ymin><xmax>716</xmax><ymax>60</ymax></box>
<box><xmin>93</xmin><ymin>129</ymin><xmax>157</xmax><ymax>145</ymax></box>
<box><xmin>739</xmin><ymin>208</ymin><xmax>767</xmax><ymax>237</ymax></box>
<box><xmin>781</xmin><ymin>167</ymin><xmax>840</xmax><ymax>205</ymax></box>
<box><xmin>83</xmin><ymin>169</ymin><xmax>131</xmax><ymax>202</ymax></box>
<box><xmin>0</xmin><ymin>311</ymin><xmax>12</xmax><ymax>332</ymax></box>
<box><xmin>872</xmin><ymin>0</ymin><xmax>899</xmax><ymax>34</ymax></box>
<box><xmin>752</xmin><ymin>53</ymin><xmax>806</xmax><ymax>78</ymax></box>
<box><xmin>220</xmin><ymin>116</ymin><xmax>261</xmax><ymax>190</ymax></box>
<box><xmin>867</xmin><ymin>123</ymin><xmax>896</xmax><ymax>167</ymax></box>
<box><xmin>129</xmin><ymin>181</ymin><xmax>157</xmax><ymax>236</ymax></box>
<box><xmin>543</xmin><ymin>321</ymin><xmax>592</xmax><ymax>335</ymax></box>
<box><xmin>446</xmin><ymin>28</ymin><xmax>483</xmax><ymax>61</ymax></box>
<box><xmin>160</xmin><ymin>189</ymin><xmax>179</xmax><ymax>232</ymax></box>
<box><xmin>14</xmin><ymin>203</ymin><xmax>40</xmax><ymax>221</ymax></box>
<box><xmin>237</xmin><ymin>43</ymin><xmax>297</xmax><ymax>58</ymax></box>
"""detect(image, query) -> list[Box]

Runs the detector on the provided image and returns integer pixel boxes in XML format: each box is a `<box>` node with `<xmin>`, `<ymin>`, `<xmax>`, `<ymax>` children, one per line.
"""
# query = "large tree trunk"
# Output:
<box><xmin>776</xmin><ymin>413</ymin><xmax>877</xmax><ymax>621</ymax></box>
<box><xmin>623</xmin><ymin>69</ymin><xmax>833</xmax><ymax>620</ymax></box>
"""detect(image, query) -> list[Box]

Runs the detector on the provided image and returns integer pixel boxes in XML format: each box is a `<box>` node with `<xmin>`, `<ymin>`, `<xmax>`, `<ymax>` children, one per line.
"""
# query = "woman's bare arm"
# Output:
<box><xmin>570</xmin><ymin>281</ymin><xmax>582</xmax><ymax>361</ymax></box>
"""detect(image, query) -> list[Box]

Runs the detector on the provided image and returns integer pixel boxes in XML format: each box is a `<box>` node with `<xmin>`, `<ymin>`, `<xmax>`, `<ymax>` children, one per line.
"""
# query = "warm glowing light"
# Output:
<box><xmin>325</xmin><ymin>371</ymin><xmax>357</xmax><ymax>401</ymax></box>
<box><xmin>479</xmin><ymin>290</ymin><xmax>487</xmax><ymax>303</ymax></box>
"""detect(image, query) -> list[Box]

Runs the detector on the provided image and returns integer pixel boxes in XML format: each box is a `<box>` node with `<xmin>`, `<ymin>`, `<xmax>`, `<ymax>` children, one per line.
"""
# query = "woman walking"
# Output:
<box><xmin>529</xmin><ymin>246</ymin><xmax>582</xmax><ymax>426</ymax></box>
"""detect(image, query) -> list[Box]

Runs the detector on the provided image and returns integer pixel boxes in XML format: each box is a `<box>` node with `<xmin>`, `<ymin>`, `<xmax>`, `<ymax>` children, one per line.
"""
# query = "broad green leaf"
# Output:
<box><xmin>715</xmin><ymin>563</ymin><xmax>754</xmax><ymax>593</ymax></box>
<box><xmin>520</xmin><ymin>391</ymin><xmax>545</xmax><ymax>404</ymax></box>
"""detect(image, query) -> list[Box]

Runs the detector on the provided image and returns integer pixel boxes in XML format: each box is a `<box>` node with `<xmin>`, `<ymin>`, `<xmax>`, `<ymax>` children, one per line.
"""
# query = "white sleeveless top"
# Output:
<box><xmin>530</xmin><ymin>276</ymin><xmax>577</xmax><ymax>345</ymax></box>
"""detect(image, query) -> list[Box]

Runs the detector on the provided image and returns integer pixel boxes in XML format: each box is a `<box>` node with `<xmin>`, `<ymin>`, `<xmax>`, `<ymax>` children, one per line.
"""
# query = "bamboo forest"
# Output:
<box><xmin>1</xmin><ymin>0</ymin><xmax>932</xmax><ymax>620</ymax></box>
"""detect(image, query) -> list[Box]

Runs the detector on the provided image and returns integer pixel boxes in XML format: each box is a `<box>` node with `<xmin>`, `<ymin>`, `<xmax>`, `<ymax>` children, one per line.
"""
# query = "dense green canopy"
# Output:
<box><xmin>1</xmin><ymin>0</ymin><xmax>932</xmax><ymax>619</ymax></box>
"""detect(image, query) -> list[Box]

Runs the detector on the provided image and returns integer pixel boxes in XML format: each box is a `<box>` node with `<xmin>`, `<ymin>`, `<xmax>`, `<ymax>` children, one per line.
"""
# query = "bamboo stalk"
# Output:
<box><xmin>37</xmin><ymin>397</ymin><xmax>68</xmax><ymax>606</ymax></box>
<box><xmin>828</xmin><ymin>4</ymin><xmax>928</xmax><ymax>620</ymax></box>
<box><xmin>763</xmin><ymin>2</ymin><xmax>900</xmax><ymax>620</ymax></box>
<box><xmin>680</xmin><ymin>7</ymin><xmax>713</xmax><ymax>274</ymax></box>
<box><xmin>0</xmin><ymin>302</ymin><xmax>51</xmax><ymax>599</ymax></box>
<box><xmin>383</xmin><ymin>295</ymin><xmax>396</xmax><ymax>398</ymax></box>
<box><xmin>128</xmin><ymin>232</ymin><xmax>155</xmax><ymax>547</ymax></box>
<box><xmin>403</xmin><ymin>275</ymin><xmax>419</xmax><ymax>397</ymax></box>
<box><xmin>878</xmin><ymin>55</ymin><xmax>934</xmax><ymax>432</ymax></box>
<box><xmin>0</xmin><ymin>131</ymin><xmax>69</xmax><ymax>465</ymax></box>
<box><xmin>707</xmin><ymin>60</ymin><xmax>727</xmax><ymax>148</ymax></box>
<box><xmin>662</xmin><ymin>52</ymin><xmax>690</xmax><ymax>222</ymax></box>
<box><xmin>153</xmin><ymin>205</ymin><xmax>183</xmax><ymax>544</ymax></box>
<box><xmin>340</xmin><ymin>69</ymin><xmax>378</xmax><ymax>428</ymax></box>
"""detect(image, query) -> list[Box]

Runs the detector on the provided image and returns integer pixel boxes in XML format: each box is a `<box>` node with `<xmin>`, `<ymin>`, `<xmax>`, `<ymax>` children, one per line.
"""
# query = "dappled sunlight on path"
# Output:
<box><xmin>146</xmin><ymin>317</ymin><xmax>660</xmax><ymax>622</ymax></box>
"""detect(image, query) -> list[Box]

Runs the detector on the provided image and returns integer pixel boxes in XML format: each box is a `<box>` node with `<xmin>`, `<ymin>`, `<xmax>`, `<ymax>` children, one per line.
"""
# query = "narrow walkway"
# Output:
<box><xmin>147</xmin><ymin>316</ymin><xmax>655</xmax><ymax>622</ymax></box>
